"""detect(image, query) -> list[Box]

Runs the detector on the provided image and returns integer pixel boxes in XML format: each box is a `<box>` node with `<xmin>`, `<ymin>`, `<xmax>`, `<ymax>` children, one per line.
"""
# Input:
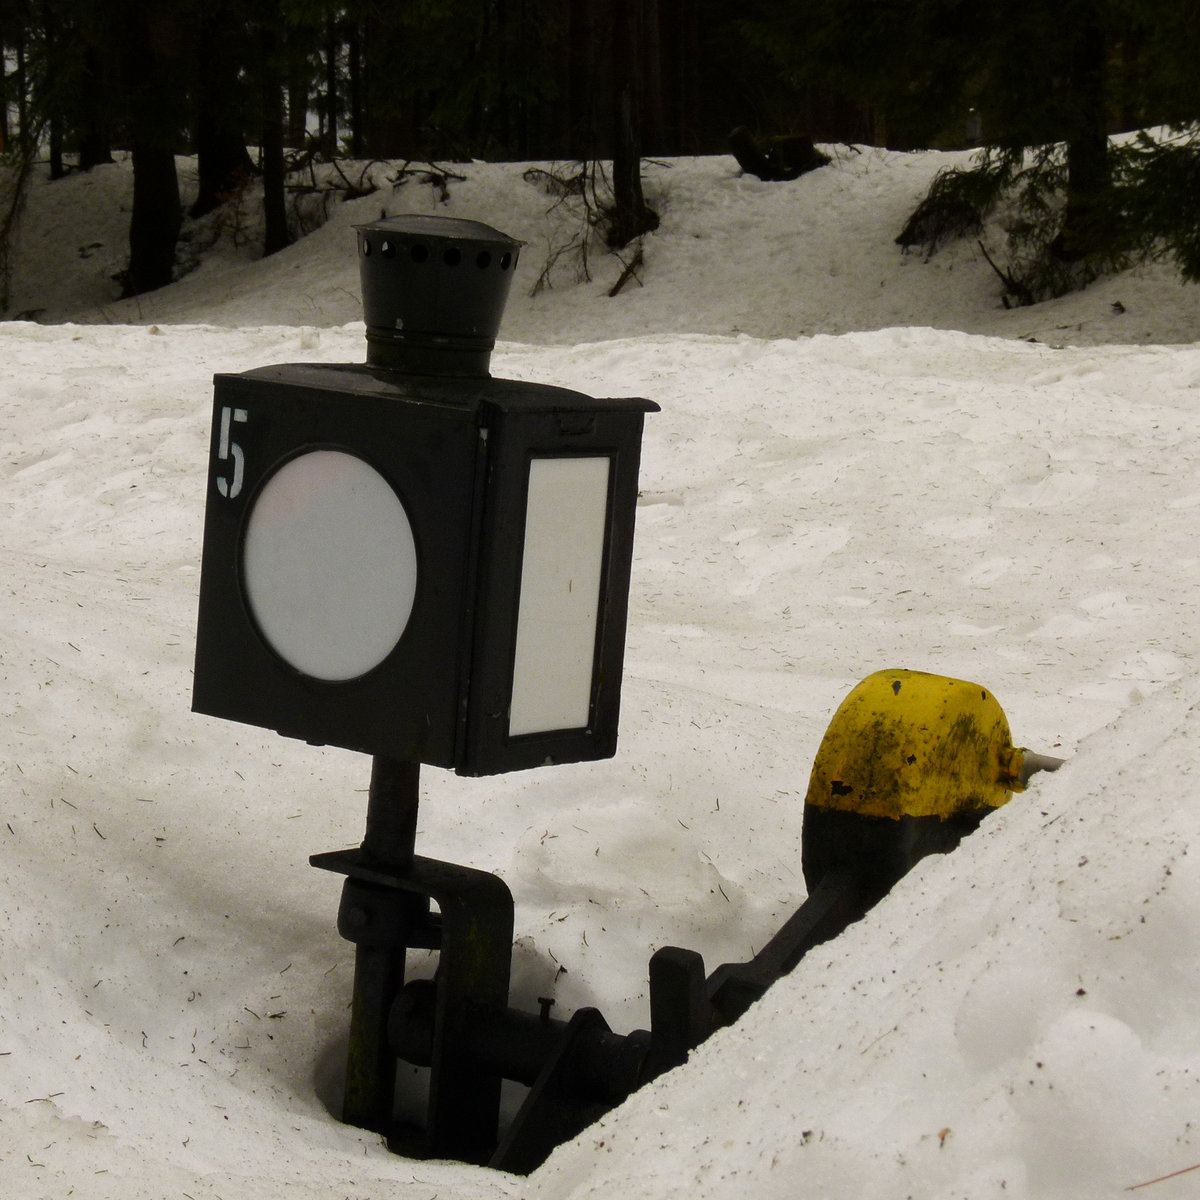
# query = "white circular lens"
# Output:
<box><xmin>242</xmin><ymin>450</ymin><xmax>417</xmax><ymax>681</ymax></box>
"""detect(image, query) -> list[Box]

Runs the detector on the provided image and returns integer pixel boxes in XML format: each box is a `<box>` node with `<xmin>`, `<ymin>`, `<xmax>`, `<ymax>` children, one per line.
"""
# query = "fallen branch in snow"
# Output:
<box><xmin>978</xmin><ymin>240</ymin><xmax>1035</xmax><ymax>308</ymax></box>
<box><xmin>608</xmin><ymin>242</ymin><xmax>645</xmax><ymax>296</ymax></box>
<box><xmin>1126</xmin><ymin>1161</ymin><xmax>1200</xmax><ymax>1190</ymax></box>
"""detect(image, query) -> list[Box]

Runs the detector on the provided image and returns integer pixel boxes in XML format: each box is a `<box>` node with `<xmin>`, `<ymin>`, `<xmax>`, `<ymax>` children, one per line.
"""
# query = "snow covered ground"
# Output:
<box><xmin>3</xmin><ymin>150</ymin><xmax>1200</xmax><ymax>1199</ymax></box>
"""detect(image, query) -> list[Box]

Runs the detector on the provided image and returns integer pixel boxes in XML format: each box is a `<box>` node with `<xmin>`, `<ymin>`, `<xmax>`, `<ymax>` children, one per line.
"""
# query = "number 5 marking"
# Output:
<box><xmin>216</xmin><ymin>406</ymin><xmax>248</xmax><ymax>499</ymax></box>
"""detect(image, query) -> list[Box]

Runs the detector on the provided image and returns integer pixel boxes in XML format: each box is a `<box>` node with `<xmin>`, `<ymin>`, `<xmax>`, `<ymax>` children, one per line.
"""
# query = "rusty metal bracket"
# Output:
<box><xmin>312</xmin><ymin>847</ymin><xmax>515</xmax><ymax>1163</ymax></box>
<box><xmin>311</xmin><ymin>755</ymin><xmax>515</xmax><ymax>1164</ymax></box>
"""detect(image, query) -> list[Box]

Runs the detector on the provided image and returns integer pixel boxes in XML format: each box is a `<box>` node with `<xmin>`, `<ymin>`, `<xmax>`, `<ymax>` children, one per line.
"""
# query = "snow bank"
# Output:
<box><xmin>10</xmin><ymin>153</ymin><xmax>1200</xmax><ymax>347</ymax></box>
<box><xmin>4</xmin><ymin>146</ymin><xmax>1200</xmax><ymax>1198</ymax></box>
<box><xmin>531</xmin><ymin>673</ymin><xmax>1200</xmax><ymax>1200</ymax></box>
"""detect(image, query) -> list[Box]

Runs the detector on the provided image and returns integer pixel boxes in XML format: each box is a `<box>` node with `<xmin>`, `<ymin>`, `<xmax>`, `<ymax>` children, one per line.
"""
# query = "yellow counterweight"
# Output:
<box><xmin>804</xmin><ymin>668</ymin><xmax>1026</xmax><ymax>821</ymax></box>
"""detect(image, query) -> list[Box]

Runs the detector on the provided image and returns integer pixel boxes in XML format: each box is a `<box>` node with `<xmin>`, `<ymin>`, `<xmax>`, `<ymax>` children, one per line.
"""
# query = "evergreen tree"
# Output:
<box><xmin>886</xmin><ymin>0</ymin><xmax>1200</xmax><ymax>300</ymax></box>
<box><xmin>253</xmin><ymin>4</ymin><xmax>291</xmax><ymax>256</ymax></box>
<box><xmin>189</xmin><ymin>0</ymin><xmax>255</xmax><ymax>219</ymax></box>
<box><xmin>740</xmin><ymin>0</ymin><xmax>976</xmax><ymax>148</ymax></box>
<box><xmin>116</xmin><ymin>1</ymin><xmax>187</xmax><ymax>295</ymax></box>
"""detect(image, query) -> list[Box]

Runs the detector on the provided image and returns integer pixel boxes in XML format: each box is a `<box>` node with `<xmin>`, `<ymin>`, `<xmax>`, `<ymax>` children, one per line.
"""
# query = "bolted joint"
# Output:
<box><xmin>336</xmin><ymin>877</ymin><xmax>436</xmax><ymax>949</ymax></box>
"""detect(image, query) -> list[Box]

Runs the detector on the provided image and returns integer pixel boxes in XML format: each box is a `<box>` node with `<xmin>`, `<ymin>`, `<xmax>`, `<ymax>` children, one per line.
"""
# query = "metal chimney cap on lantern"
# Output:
<box><xmin>357</xmin><ymin>214</ymin><xmax>524</xmax><ymax>376</ymax></box>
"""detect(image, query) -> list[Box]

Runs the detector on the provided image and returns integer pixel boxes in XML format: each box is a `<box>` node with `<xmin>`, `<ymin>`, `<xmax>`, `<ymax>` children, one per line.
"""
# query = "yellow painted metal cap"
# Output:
<box><xmin>804</xmin><ymin>669</ymin><xmax>1026</xmax><ymax>820</ymax></box>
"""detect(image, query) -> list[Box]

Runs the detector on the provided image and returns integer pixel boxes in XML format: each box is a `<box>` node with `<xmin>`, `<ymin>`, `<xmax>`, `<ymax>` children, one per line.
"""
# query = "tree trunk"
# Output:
<box><xmin>48</xmin><ymin>114</ymin><xmax>64</xmax><ymax>180</ymax></box>
<box><xmin>193</xmin><ymin>117</ymin><xmax>254</xmax><ymax>218</ymax></box>
<box><xmin>287</xmin><ymin>80</ymin><xmax>309</xmax><ymax>150</ymax></box>
<box><xmin>641</xmin><ymin>0</ymin><xmax>664</xmax><ymax>155</ymax></box>
<box><xmin>564</xmin><ymin>0</ymin><xmax>590</xmax><ymax>156</ymax></box>
<box><xmin>128</xmin><ymin>144</ymin><xmax>181</xmax><ymax>294</ymax></box>
<box><xmin>1056</xmin><ymin>17</ymin><xmax>1111</xmax><ymax>261</ymax></box>
<box><xmin>286</xmin><ymin>23</ymin><xmax>313</xmax><ymax>149</ymax></box>
<box><xmin>657</xmin><ymin>0</ymin><xmax>680</xmax><ymax>153</ymax></box>
<box><xmin>362</xmin><ymin>9</ymin><xmax>418</xmax><ymax>158</ymax></box>
<box><xmin>347</xmin><ymin>20</ymin><xmax>364</xmax><ymax>157</ymax></box>
<box><xmin>15</xmin><ymin>34</ymin><xmax>29</xmax><ymax>152</ymax></box>
<box><xmin>122</xmin><ymin>6</ymin><xmax>184</xmax><ymax>296</ymax></box>
<box><xmin>323</xmin><ymin>14</ymin><xmax>339</xmax><ymax>157</ymax></box>
<box><xmin>0</xmin><ymin>42</ymin><xmax>8</xmax><ymax>152</ymax></box>
<box><xmin>77</xmin><ymin>44</ymin><xmax>114</xmax><ymax>170</ymax></box>
<box><xmin>260</xmin><ymin>27</ymin><xmax>290</xmax><ymax>257</ymax></box>
<box><xmin>608</xmin><ymin>0</ymin><xmax>658</xmax><ymax>248</ymax></box>
<box><xmin>38</xmin><ymin>2</ymin><xmax>65</xmax><ymax>178</ymax></box>
<box><xmin>656</xmin><ymin>0</ymin><xmax>702</xmax><ymax>154</ymax></box>
<box><xmin>190</xmin><ymin>6</ymin><xmax>252</xmax><ymax>217</ymax></box>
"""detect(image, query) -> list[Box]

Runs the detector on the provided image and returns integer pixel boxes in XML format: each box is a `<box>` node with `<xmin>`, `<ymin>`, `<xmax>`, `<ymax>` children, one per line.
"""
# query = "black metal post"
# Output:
<box><xmin>341</xmin><ymin>755</ymin><xmax>421</xmax><ymax>1133</ymax></box>
<box><xmin>362</xmin><ymin>755</ymin><xmax>420</xmax><ymax>864</ymax></box>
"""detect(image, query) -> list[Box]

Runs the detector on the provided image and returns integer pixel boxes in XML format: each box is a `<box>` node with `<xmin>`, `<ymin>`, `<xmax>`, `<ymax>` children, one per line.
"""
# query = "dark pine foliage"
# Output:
<box><xmin>4</xmin><ymin>0</ymin><xmax>1200</xmax><ymax>304</ymax></box>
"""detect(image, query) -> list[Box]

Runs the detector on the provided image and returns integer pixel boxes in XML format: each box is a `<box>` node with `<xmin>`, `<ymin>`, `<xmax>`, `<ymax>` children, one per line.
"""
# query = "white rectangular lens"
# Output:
<box><xmin>509</xmin><ymin>456</ymin><xmax>611</xmax><ymax>737</ymax></box>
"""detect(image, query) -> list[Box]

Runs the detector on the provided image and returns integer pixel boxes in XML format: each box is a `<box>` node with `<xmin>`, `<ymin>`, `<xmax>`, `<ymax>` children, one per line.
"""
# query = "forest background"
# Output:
<box><xmin>2</xmin><ymin>0</ymin><xmax>1200</xmax><ymax>305</ymax></box>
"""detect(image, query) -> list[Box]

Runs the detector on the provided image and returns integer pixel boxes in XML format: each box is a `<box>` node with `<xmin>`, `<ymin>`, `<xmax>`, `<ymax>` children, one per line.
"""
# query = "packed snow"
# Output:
<box><xmin>3</xmin><ymin>150</ymin><xmax>1200</xmax><ymax>1200</ymax></box>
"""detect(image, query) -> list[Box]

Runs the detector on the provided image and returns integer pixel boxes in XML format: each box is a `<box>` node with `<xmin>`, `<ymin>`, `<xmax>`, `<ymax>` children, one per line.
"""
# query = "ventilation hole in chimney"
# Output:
<box><xmin>500</xmin><ymin>252</ymin><xmax>512</xmax><ymax>270</ymax></box>
<box><xmin>475</xmin><ymin>251</ymin><xmax>492</xmax><ymax>269</ymax></box>
<box><xmin>360</xmin><ymin>236</ymin><xmax>371</xmax><ymax>256</ymax></box>
<box><xmin>380</xmin><ymin>240</ymin><xmax>396</xmax><ymax>259</ymax></box>
<box><xmin>443</xmin><ymin>247</ymin><xmax>462</xmax><ymax>267</ymax></box>
<box><xmin>410</xmin><ymin>244</ymin><xmax>429</xmax><ymax>264</ymax></box>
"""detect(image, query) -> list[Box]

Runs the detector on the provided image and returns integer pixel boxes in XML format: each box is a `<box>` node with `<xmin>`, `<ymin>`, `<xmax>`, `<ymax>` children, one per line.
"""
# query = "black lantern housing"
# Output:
<box><xmin>192</xmin><ymin>215</ymin><xmax>656</xmax><ymax>776</ymax></box>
